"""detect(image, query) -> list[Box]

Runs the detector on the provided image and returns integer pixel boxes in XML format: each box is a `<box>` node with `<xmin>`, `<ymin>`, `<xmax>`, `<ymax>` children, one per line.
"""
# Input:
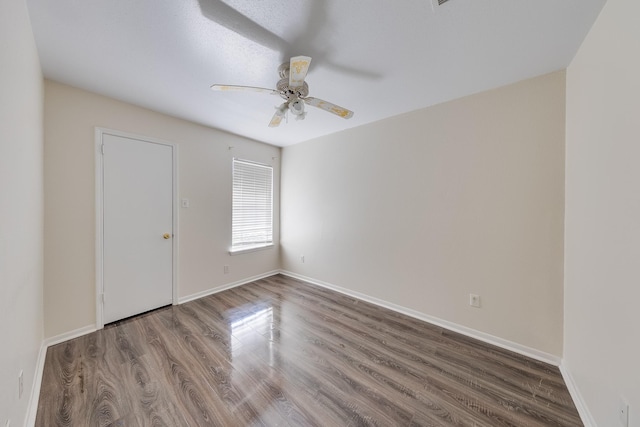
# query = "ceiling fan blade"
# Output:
<box><xmin>211</xmin><ymin>84</ymin><xmax>278</xmax><ymax>95</ymax></box>
<box><xmin>269</xmin><ymin>103</ymin><xmax>288</xmax><ymax>127</ymax></box>
<box><xmin>303</xmin><ymin>97</ymin><xmax>354</xmax><ymax>119</ymax></box>
<box><xmin>289</xmin><ymin>56</ymin><xmax>312</xmax><ymax>88</ymax></box>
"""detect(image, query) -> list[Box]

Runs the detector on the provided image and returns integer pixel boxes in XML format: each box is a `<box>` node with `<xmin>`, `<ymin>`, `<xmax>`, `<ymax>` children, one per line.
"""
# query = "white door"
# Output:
<box><xmin>101</xmin><ymin>133</ymin><xmax>174</xmax><ymax>324</ymax></box>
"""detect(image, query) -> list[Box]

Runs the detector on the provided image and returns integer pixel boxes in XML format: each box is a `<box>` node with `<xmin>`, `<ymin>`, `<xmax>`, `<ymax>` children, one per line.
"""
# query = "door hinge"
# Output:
<box><xmin>101</xmin><ymin>293</ymin><xmax>105</xmax><ymax>303</ymax></box>
<box><xmin>100</xmin><ymin>144</ymin><xmax>105</xmax><ymax>155</ymax></box>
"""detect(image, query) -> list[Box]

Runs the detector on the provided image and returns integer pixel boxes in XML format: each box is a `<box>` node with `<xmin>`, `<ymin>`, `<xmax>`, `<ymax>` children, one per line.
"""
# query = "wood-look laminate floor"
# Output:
<box><xmin>36</xmin><ymin>274</ymin><xmax>582</xmax><ymax>426</ymax></box>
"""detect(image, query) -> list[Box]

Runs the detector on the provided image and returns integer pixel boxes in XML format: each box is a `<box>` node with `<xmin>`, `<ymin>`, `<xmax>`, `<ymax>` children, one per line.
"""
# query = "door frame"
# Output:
<box><xmin>95</xmin><ymin>127</ymin><xmax>179</xmax><ymax>329</ymax></box>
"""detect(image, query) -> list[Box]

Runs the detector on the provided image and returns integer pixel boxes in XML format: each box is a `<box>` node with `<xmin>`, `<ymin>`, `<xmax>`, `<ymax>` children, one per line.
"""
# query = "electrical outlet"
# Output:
<box><xmin>619</xmin><ymin>398</ymin><xmax>629</xmax><ymax>427</ymax></box>
<box><xmin>469</xmin><ymin>294</ymin><xmax>481</xmax><ymax>308</ymax></box>
<box><xmin>301</xmin><ymin>255</ymin><xmax>305</xmax><ymax>263</ymax></box>
<box><xmin>223</xmin><ymin>265</ymin><xmax>229</xmax><ymax>274</ymax></box>
<box><xmin>18</xmin><ymin>370</ymin><xmax>23</xmax><ymax>399</ymax></box>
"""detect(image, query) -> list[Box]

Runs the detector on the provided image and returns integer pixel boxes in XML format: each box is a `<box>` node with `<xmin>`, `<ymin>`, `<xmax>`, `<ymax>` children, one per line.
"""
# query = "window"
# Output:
<box><xmin>231</xmin><ymin>158</ymin><xmax>273</xmax><ymax>253</ymax></box>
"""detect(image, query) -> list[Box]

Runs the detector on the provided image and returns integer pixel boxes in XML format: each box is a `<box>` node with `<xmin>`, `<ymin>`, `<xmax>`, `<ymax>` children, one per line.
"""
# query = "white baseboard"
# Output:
<box><xmin>24</xmin><ymin>341</ymin><xmax>47</xmax><ymax>427</ymax></box>
<box><xmin>178</xmin><ymin>270</ymin><xmax>280</xmax><ymax>304</ymax></box>
<box><xmin>279</xmin><ymin>270</ymin><xmax>562</xmax><ymax>366</ymax></box>
<box><xmin>24</xmin><ymin>325</ymin><xmax>96</xmax><ymax>427</ymax></box>
<box><xmin>44</xmin><ymin>324</ymin><xmax>97</xmax><ymax>348</ymax></box>
<box><xmin>559</xmin><ymin>363</ymin><xmax>596</xmax><ymax>427</ymax></box>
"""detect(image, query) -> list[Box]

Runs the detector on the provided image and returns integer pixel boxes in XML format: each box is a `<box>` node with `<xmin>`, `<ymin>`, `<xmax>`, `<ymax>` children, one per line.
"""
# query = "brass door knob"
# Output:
<box><xmin>163</xmin><ymin>233</ymin><xmax>171</xmax><ymax>239</ymax></box>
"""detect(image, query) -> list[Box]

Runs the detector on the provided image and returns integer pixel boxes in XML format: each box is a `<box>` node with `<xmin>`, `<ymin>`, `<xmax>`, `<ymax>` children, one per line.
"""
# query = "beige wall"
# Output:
<box><xmin>565</xmin><ymin>0</ymin><xmax>640</xmax><ymax>424</ymax></box>
<box><xmin>0</xmin><ymin>0</ymin><xmax>44</xmax><ymax>425</ymax></box>
<box><xmin>281</xmin><ymin>71</ymin><xmax>566</xmax><ymax>356</ymax></box>
<box><xmin>44</xmin><ymin>81</ymin><xmax>280</xmax><ymax>338</ymax></box>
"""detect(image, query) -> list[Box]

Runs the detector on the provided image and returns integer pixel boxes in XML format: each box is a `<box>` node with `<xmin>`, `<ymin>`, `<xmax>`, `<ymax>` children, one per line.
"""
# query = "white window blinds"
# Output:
<box><xmin>231</xmin><ymin>158</ymin><xmax>273</xmax><ymax>252</ymax></box>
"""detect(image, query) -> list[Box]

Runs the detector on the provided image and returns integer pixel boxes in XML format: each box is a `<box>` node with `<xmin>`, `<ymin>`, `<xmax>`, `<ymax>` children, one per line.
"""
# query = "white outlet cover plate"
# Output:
<box><xmin>469</xmin><ymin>294</ymin><xmax>481</xmax><ymax>308</ymax></box>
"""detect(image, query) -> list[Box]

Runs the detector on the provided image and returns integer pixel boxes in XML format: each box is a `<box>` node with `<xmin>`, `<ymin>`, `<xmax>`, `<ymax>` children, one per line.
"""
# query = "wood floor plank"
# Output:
<box><xmin>36</xmin><ymin>274</ymin><xmax>582</xmax><ymax>426</ymax></box>
<box><xmin>256</xmin><ymin>276</ymin><xmax>578</xmax><ymax>425</ymax></box>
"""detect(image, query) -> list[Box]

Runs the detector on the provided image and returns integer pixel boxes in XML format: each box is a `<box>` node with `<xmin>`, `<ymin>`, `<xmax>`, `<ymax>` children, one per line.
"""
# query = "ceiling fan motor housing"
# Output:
<box><xmin>277</xmin><ymin>79</ymin><xmax>309</xmax><ymax>100</ymax></box>
<box><xmin>277</xmin><ymin>62</ymin><xmax>309</xmax><ymax>100</ymax></box>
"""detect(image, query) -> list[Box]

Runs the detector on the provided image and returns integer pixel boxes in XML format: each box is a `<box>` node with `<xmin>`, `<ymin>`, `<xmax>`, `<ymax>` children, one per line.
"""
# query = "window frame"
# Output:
<box><xmin>229</xmin><ymin>158</ymin><xmax>274</xmax><ymax>254</ymax></box>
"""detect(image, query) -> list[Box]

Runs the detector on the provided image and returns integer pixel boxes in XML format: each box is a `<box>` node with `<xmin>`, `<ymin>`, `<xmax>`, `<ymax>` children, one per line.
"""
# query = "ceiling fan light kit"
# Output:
<box><xmin>211</xmin><ymin>55</ymin><xmax>354</xmax><ymax>128</ymax></box>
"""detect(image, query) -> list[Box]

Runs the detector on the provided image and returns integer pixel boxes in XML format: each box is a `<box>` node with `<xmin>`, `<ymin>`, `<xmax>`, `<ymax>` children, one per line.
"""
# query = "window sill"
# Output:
<box><xmin>229</xmin><ymin>244</ymin><xmax>274</xmax><ymax>256</ymax></box>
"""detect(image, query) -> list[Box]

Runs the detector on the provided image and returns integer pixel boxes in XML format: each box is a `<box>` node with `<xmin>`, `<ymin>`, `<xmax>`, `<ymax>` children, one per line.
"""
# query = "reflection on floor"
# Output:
<box><xmin>35</xmin><ymin>274</ymin><xmax>583</xmax><ymax>426</ymax></box>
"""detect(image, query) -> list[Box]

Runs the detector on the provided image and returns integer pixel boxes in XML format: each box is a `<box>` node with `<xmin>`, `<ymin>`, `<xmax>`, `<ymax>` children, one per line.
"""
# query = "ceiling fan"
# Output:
<box><xmin>211</xmin><ymin>56</ymin><xmax>354</xmax><ymax>127</ymax></box>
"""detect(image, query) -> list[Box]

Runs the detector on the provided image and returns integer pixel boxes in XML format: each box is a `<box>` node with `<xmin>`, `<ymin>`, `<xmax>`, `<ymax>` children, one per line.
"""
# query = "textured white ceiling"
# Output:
<box><xmin>26</xmin><ymin>0</ymin><xmax>606</xmax><ymax>147</ymax></box>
